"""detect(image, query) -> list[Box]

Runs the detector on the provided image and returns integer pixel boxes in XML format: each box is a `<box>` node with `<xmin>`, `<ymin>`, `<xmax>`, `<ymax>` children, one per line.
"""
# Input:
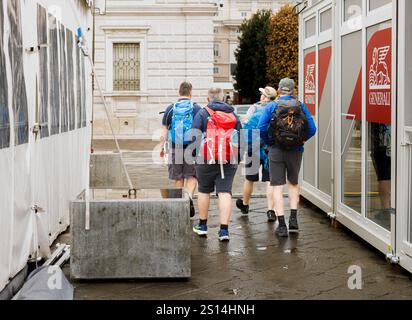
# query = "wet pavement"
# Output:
<box><xmin>61</xmin><ymin>140</ymin><xmax>412</xmax><ymax>300</ymax></box>
<box><xmin>62</xmin><ymin>199</ymin><xmax>412</xmax><ymax>300</ymax></box>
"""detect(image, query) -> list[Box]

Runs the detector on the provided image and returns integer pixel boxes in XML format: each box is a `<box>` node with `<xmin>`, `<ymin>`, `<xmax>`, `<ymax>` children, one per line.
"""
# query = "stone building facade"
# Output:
<box><xmin>93</xmin><ymin>0</ymin><xmax>217</xmax><ymax>140</ymax></box>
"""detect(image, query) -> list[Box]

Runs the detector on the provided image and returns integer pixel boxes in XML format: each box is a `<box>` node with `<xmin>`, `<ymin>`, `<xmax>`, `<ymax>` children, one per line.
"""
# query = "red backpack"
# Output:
<box><xmin>203</xmin><ymin>107</ymin><xmax>238</xmax><ymax>165</ymax></box>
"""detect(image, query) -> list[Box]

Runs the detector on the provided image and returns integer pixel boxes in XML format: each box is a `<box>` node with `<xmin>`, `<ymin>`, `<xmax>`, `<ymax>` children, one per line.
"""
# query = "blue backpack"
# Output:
<box><xmin>168</xmin><ymin>100</ymin><xmax>194</xmax><ymax>145</ymax></box>
<box><xmin>243</xmin><ymin>105</ymin><xmax>269</xmax><ymax>169</ymax></box>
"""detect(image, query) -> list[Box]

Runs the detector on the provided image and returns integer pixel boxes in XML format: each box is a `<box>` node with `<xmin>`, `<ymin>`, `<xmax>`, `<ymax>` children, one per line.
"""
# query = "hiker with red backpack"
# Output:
<box><xmin>191</xmin><ymin>88</ymin><xmax>242</xmax><ymax>242</ymax></box>
<box><xmin>160</xmin><ymin>82</ymin><xmax>202</xmax><ymax>217</ymax></box>
<box><xmin>258</xmin><ymin>78</ymin><xmax>317</xmax><ymax>237</ymax></box>
<box><xmin>236</xmin><ymin>86</ymin><xmax>278</xmax><ymax>222</ymax></box>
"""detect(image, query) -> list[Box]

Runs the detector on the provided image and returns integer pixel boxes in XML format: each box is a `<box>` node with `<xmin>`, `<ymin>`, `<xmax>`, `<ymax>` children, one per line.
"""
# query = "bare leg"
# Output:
<box><xmin>175</xmin><ymin>179</ymin><xmax>184</xmax><ymax>188</ymax></box>
<box><xmin>243</xmin><ymin>180</ymin><xmax>254</xmax><ymax>205</ymax></box>
<box><xmin>185</xmin><ymin>177</ymin><xmax>197</xmax><ymax>197</ymax></box>
<box><xmin>378</xmin><ymin>180</ymin><xmax>391</xmax><ymax>209</ymax></box>
<box><xmin>266</xmin><ymin>182</ymin><xmax>275</xmax><ymax>211</ymax></box>
<box><xmin>273</xmin><ymin>186</ymin><xmax>284</xmax><ymax>217</ymax></box>
<box><xmin>288</xmin><ymin>183</ymin><xmax>300</xmax><ymax>210</ymax></box>
<box><xmin>218</xmin><ymin>193</ymin><xmax>232</xmax><ymax>225</ymax></box>
<box><xmin>198</xmin><ymin>192</ymin><xmax>210</xmax><ymax>221</ymax></box>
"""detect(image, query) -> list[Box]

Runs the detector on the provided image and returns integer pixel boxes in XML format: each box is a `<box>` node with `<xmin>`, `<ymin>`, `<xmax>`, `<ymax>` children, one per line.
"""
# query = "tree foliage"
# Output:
<box><xmin>233</xmin><ymin>10</ymin><xmax>271</xmax><ymax>102</ymax></box>
<box><xmin>266</xmin><ymin>5</ymin><xmax>299</xmax><ymax>89</ymax></box>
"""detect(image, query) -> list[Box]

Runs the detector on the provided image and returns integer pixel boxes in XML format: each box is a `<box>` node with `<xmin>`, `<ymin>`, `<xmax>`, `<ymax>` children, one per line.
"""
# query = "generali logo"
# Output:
<box><xmin>368</xmin><ymin>46</ymin><xmax>391</xmax><ymax>107</ymax></box>
<box><xmin>305</xmin><ymin>64</ymin><xmax>316</xmax><ymax>94</ymax></box>
<box><xmin>369</xmin><ymin>46</ymin><xmax>391</xmax><ymax>90</ymax></box>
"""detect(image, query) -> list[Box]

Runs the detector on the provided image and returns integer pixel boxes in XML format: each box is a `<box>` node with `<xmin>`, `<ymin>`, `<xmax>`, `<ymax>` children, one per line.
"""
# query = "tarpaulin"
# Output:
<box><xmin>0</xmin><ymin>0</ymin><xmax>92</xmax><ymax>293</ymax></box>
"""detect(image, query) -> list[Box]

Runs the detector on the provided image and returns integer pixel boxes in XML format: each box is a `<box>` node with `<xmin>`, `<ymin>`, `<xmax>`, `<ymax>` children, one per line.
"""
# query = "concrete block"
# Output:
<box><xmin>90</xmin><ymin>153</ymin><xmax>127</xmax><ymax>189</ymax></box>
<box><xmin>70</xmin><ymin>189</ymin><xmax>191</xmax><ymax>279</ymax></box>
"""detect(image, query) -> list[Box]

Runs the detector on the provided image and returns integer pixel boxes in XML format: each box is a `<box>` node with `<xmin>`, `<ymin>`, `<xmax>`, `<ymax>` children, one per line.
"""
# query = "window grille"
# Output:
<box><xmin>113</xmin><ymin>43</ymin><xmax>140</xmax><ymax>91</ymax></box>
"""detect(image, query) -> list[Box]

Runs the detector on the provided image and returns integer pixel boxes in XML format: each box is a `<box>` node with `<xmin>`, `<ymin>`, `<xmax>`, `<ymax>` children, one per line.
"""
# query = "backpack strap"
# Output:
<box><xmin>205</xmin><ymin>106</ymin><xmax>214</xmax><ymax>117</ymax></box>
<box><xmin>165</xmin><ymin>104</ymin><xmax>175</xmax><ymax>129</ymax></box>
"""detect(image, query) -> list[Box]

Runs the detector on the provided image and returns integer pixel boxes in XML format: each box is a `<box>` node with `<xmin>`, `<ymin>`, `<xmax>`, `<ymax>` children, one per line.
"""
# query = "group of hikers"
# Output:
<box><xmin>160</xmin><ymin>78</ymin><xmax>316</xmax><ymax>241</ymax></box>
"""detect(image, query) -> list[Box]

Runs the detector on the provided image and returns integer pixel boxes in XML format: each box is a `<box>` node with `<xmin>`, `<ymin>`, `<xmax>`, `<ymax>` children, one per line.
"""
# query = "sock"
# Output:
<box><xmin>291</xmin><ymin>209</ymin><xmax>298</xmax><ymax>219</ymax></box>
<box><xmin>220</xmin><ymin>224</ymin><xmax>229</xmax><ymax>231</ymax></box>
<box><xmin>278</xmin><ymin>216</ymin><xmax>286</xmax><ymax>226</ymax></box>
<box><xmin>199</xmin><ymin>219</ymin><xmax>207</xmax><ymax>226</ymax></box>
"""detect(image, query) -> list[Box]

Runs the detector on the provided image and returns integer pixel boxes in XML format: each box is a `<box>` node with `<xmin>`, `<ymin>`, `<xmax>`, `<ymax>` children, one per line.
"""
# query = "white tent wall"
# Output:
<box><xmin>0</xmin><ymin>0</ymin><xmax>92</xmax><ymax>293</ymax></box>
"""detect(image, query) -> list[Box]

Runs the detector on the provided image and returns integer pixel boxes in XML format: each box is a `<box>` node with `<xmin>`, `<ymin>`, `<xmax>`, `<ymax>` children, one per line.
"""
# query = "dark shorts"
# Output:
<box><xmin>195</xmin><ymin>164</ymin><xmax>238</xmax><ymax>194</ymax></box>
<box><xmin>269</xmin><ymin>147</ymin><xmax>303</xmax><ymax>186</ymax></box>
<box><xmin>245</xmin><ymin>158</ymin><xmax>270</xmax><ymax>182</ymax></box>
<box><xmin>371</xmin><ymin>149</ymin><xmax>391</xmax><ymax>181</ymax></box>
<box><xmin>168</xmin><ymin>148</ymin><xmax>196</xmax><ymax>180</ymax></box>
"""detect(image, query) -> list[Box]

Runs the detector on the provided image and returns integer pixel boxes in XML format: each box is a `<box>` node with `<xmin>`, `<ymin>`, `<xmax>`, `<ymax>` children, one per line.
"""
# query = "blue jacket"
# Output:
<box><xmin>258</xmin><ymin>96</ymin><xmax>317</xmax><ymax>152</ymax></box>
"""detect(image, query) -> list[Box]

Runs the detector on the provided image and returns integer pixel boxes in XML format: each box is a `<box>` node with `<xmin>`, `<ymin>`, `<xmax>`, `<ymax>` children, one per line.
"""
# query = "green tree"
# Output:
<box><xmin>266</xmin><ymin>5</ymin><xmax>299</xmax><ymax>90</ymax></box>
<box><xmin>234</xmin><ymin>10</ymin><xmax>271</xmax><ymax>103</ymax></box>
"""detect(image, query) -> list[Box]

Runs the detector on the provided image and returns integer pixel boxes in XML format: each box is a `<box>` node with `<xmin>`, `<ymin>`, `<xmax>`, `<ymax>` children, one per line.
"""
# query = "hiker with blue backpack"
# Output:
<box><xmin>191</xmin><ymin>88</ymin><xmax>242</xmax><ymax>242</ymax></box>
<box><xmin>236</xmin><ymin>86</ymin><xmax>278</xmax><ymax>223</ymax></box>
<box><xmin>160</xmin><ymin>82</ymin><xmax>202</xmax><ymax>217</ymax></box>
<box><xmin>258</xmin><ymin>78</ymin><xmax>317</xmax><ymax>237</ymax></box>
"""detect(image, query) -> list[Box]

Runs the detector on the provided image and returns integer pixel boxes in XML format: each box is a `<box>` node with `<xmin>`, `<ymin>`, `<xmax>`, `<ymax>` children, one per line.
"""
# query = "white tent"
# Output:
<box><xmin>0</xmin><ymin>0</ymin><xmax>93</xmax><ymax>293</ymax></box>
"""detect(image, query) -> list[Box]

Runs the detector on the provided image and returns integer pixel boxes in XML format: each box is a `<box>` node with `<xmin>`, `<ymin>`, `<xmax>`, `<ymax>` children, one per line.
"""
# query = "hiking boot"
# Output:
<box><xmin>193</xmin><ymin>224</ymin><xmax>208</xmax><ymax>236</ymax></box>
<box><xmin>218</xmin><ymin>229</ymin><xmax>230</xmax><ymax>242</ymax></box>
<box><xmin>267</xmin><ymin>210</ymin><xmax>277</xmax><ymax>223</ymax></box>
<box><xmin>289</xmin><ymin>215</ymin><xmax>299</xmax><ymax>233</ymax></box>
<box><xmin>236</xmin><ymin>199</ymin><xmax>249</xmax><ymax>215</ymax></box>
<box><xmin>275</xmin><ymin>216</ymin><xmax>289</xmax><ymax>237</ymax></box>
<box><xmin>189</xmin><ymin>198</ymin><xmax>196</xmax><ymax>218</ymax></box>
<box><xmin>275</xmin><ymin>224</ymin><xmax>289</xmax><ymax>237</ymax></box>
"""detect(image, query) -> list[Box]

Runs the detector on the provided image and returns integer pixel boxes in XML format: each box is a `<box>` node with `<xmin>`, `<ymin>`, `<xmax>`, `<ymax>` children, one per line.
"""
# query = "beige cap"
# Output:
<box><xmin>259</xmin><ymin>86</ymin><xmax>277</xmax><ymax>99</ymax></box>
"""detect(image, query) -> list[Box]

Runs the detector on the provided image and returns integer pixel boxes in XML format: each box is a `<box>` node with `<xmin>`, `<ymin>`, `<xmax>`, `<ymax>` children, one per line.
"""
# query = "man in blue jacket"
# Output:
<box><xmin>258</xmin><ymin>78</ymin><xmax>317</xmax><ymax>237</ymax></box>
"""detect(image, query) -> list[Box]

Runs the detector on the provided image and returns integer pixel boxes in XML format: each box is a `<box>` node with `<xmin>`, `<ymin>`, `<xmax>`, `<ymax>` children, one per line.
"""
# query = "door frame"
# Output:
<box><xmin>396</xmin><ymin>0</ymin><xmax>412</xmax><ymax>273</ymax></box>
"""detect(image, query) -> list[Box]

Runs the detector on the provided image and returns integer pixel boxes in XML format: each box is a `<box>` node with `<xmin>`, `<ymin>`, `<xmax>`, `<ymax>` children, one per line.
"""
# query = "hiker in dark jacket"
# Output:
<box><xmin>258</xmin><ymin>78</ymin><xmax>316</xmax><ymax>237</ymax></box>
<box><xmin>191</xmin><ymin>88</ymin><xmax>242</xmax><ymax>242</ymax></box>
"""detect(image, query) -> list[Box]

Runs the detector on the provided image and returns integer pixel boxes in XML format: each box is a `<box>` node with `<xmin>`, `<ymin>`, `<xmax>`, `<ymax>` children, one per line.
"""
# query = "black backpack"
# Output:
<box><xmin>268</xmin><ymin>99</ymin><xmax>308</xmax><ymax>149</ymax></box>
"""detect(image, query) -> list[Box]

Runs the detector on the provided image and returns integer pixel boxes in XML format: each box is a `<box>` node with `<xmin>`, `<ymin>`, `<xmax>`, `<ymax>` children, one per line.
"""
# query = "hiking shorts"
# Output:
<box><xmin>195</xmin><ymin>164</ymin><xmax>238</xmax><ymax>194</ymax></box>
<box><xmin>269</xmin><ymin>147</ymin><xmax>303</xmax><ymax>186</ymax></box>
<box><xmin>245</xmin><ymin>158</ymin><xmax>270</xmax><ymax>183</ymax></box>
<box><xmin>168</xmin><ymin>148</ymin><xmax>196</xmax><ymax>181</ymax></box>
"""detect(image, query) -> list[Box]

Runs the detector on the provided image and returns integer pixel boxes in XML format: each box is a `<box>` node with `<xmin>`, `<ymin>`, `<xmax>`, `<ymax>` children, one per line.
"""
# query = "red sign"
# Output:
<box><xmin>303</xmin><ymin>51</ymin><xmax>316</xmax><ymax>115</ymax></box>
<box><xmin>347</xmin><ymin>27</ymin><xmax>392</xmax><ymax>124</ymax></box>
<box><xmin>318</xmin><ymin>46</ymin><xmax>332</xmax><ymax>106</ymax></box>
<box><xmin>366</xmin><ymin>27</ymin><xmax>392</xmax><ymax>124</ymax></box>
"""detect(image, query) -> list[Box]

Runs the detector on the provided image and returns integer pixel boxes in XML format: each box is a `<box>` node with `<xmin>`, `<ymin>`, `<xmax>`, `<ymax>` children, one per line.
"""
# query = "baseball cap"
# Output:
<box><xmin>278</xmin><ymin>78</ymin><xmax>295</xmax><ymax>94</ymax></box>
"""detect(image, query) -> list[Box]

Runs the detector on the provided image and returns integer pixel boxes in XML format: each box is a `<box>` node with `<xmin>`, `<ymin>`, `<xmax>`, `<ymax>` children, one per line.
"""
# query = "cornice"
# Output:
<box><xmin>104</xmin><ymin>4</ymin><xmax>218</xmax><ymax>16</ymax></box>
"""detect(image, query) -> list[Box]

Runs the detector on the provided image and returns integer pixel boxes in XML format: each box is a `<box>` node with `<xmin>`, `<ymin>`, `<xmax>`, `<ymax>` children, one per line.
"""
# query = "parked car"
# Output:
<box><xmin>233</xmin><ymin>104</ymin><xmax>255</xmax><ymax>123</ymax></box>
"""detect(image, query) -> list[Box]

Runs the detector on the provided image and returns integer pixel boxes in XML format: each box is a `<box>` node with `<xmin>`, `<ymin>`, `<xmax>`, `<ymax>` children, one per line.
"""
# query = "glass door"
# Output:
<box><xmin>299</xmin><ymin>1</ymin><xmax>334</xmax><ymax>214</ymax></box>
<box><xmin>337</xmin><ymin>0</ymin><xmax>394</xmax><ymax>250</ymax></box>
